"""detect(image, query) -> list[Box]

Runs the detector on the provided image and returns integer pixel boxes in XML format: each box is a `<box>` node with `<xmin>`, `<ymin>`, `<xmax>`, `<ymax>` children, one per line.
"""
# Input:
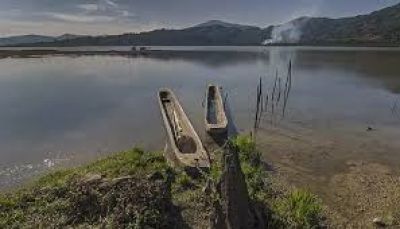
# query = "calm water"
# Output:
<box><xmin>1</xmin><ymin>46</ymin><xmax>400</xmax><ymax>188</ymax></box>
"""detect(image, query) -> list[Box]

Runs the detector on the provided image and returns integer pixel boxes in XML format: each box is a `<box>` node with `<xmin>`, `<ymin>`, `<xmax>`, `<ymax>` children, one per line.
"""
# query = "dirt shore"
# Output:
<box><xmin>256</xmin><ymin>124</ymin><xmax>400</xmax><ymax>227</ymax></box>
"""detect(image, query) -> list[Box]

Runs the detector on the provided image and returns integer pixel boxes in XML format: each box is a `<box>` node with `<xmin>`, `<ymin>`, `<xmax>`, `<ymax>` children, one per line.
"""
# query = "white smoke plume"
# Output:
<box><xmin>262</xmin><ymin>18</ymin><xmax>308</xmax><ymax>45</ymax></box>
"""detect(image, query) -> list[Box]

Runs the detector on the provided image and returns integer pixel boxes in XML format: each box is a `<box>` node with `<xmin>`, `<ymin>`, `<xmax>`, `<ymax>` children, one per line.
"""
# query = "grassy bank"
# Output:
<box><xmin>0</xmin><ymin>149</ymin><xmax>180</xmax><ymax>228</ymax></box>
<box><xmin>231</xmin><ymin>136</ymin><xmax>323</xmax><ymax>228</ymax></box>
<box><xmin>0</xmin><ymin>136</ymin><xmax>325</xmax><ymax>228</ymax></box>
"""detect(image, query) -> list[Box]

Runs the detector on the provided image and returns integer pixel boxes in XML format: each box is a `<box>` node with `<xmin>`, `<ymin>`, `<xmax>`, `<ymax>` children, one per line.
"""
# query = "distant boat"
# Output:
<box><xmin>205</xmin><ymin>84</ymin><xmax>228</xmax><ymax>134</ymax></box>
<box><xmin>158</xmin><ymin>89</ymin><xmax>210</xmax><ymax>169</ymax></box>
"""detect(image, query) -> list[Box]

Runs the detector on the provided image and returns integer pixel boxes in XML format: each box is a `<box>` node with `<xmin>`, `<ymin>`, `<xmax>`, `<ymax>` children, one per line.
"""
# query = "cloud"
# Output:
<box><xmin>102</xmin><ymin>0</ymin><xmax>117</xmax><ymax>8</ymax></box>
<box><xmin>41</xmin><ymin>0</ymin><xmax>135</xmax><ymax>23</ymax></box>
<box><xmin>0</xmin><ymin>0</ymin><xmax>397</xmax><ymax>36</ymax></box>
<box><xmin>0</xmin><ymin>0</ymin><xmax>147</xmax><ymax>36</ymax></box>
<box><xmin>43</xmin><ymin>12</ymin><xmax>114</xmax><ymax>23</ymax></box>
<box><xmin>0</xmin><ymin>18</ymin><xmax>162</xmax><ymax>37</ymax></box>
<box><xmin>77</xmin><ymin>4</ymin><xmax>98</xmax><ymax>12</ymax></box>
<box><xmin>76</xmin><ymin>0</ymin><xmax>134</xmax><ymax>19</ymax></box>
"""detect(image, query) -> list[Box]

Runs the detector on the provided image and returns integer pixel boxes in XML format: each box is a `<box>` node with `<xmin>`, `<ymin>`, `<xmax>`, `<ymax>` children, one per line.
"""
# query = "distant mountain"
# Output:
<box><xmin>268</xmin><ymin>3</ymin><xmax>400</xmax><ymax>45</ymax></box>
<box><xmin>3</xmin><ymin>3</ymin><xmax>400</xmax><ymax>47</ymax></box>
<box><xmin>0</xmin><ymin>34</ymin><xmax>85</xmax><ymax>46</ymax></box>
<box><xmin>0</xmin><ymin>35</ymin><xmax>54</xmax><ymax>46</ymax></box>
<box><xmin>193</xmin><ymin>20</ymin><xmax>258</xmax><ymax>29</ymax></box>
<box><xmin>56</xmin><ymin>34</ymin><xmax>86</xmax><ymax>41</ymax></box>
<box><xmin>11</xmin><ymin>22</ymin><xmax>271</xmax><ymax>47</ymax></box>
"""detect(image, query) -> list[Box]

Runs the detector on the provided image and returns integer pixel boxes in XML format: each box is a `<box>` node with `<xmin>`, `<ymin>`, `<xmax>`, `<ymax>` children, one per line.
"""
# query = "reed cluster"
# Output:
<box><xmin>254</xmin><ymin>60</ymin><xmax>293</xmax><ymax>130</ymax></box>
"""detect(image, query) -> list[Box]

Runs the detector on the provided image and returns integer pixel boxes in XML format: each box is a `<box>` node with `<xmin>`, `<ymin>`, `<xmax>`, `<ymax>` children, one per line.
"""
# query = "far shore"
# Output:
<box><xmin>0</xmin><ymin>49</ymin><xmax>165</xmax><ymax>58</ymax></box>
<box><xmin>1</xmin><ymin>45</ymin><xmax>400</xmax><ymax>59</ymax></box>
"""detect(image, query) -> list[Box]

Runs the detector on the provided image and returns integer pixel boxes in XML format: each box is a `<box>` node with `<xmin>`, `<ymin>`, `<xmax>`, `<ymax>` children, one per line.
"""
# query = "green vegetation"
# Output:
<box><xmin>0</xmin><ymin>149</ymin><xmax>187</xmax><ymax>228</ymax></box>
<box><xmin>231</xmin><ymin>135</ymin><xmax>324</xmax><ymax>228</ymax></box>
<box><xmin>34</xmin><ymin>148</ymin><xmax>169</xmax><ymax>188</ymax></box>
<box><xmin>298</xmin><ymin>3</ymin><xmax>400</xmax><ymax>45</ymax></box>
<box><xmin>175</xmin><ymin>172</ymin><xmax>194</xmax><ymax>189</ymax></box>
<box><xmin>276</xmin><ymin>190</ymin><xmax>322</xmax><ymax>228</ymax></box>
<box><xmin>0</xmin><ymin>136</ymin><xmax>325</xmax><ymax>228</ymax></box>
<box><xmin>232</xmin><ymin>135</ymin><xmax>265</xmax><ymax>199</ymax></box>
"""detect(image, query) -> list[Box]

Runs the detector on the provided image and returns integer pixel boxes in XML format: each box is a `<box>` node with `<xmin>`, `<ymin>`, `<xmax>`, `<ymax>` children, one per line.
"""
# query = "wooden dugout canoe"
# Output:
<box><xmin>205</xmin><ymin>84</ymin><xmax>228</xmax><ymax>134</ymax></box>
<box><xmin>158</xmin><ymin>89</ymin><xmax>210</xmax><ymax>169</ymax></box>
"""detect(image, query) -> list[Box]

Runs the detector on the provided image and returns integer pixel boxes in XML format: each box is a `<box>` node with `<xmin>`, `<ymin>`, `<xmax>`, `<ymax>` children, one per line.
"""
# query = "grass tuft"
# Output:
<box><xmin>231</xmin><ymin>135</ymin><xmax>267</xmax><ymax>199</ymax></box>
<box><xmin>276</xmin><ymin>189</ymin><xmax>322</xmax><ymax>228</ymax></box>
<box><xmin>175</xmin><ymin>172</ymin><xmax>193</xmax><ymax>189</ymax></box>
<box><xmin>231</xmin><ymin>134</ymin><xmax>323</xmax><ymax>228</ymax></box>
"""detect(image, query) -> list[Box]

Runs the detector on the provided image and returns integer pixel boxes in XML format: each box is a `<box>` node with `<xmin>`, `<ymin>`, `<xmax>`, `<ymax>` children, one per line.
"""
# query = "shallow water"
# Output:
<box><xmin>0</xmin><ymin>46</ymin><xmax>400</xmax><ymax>189</ymax></box>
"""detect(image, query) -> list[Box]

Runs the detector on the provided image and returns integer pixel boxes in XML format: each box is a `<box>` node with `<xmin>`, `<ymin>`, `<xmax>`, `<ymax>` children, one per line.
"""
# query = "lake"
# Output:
<box><xmin>1</xmin><ymin>46</ymin><xmax>400</xmax><ymax>189</ymax></box>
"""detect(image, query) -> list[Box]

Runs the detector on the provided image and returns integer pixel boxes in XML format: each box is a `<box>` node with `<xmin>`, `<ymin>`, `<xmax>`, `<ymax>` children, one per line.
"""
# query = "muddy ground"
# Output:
<box><xmin>256</xmin><ymin>124</ymin><xmax>400</xmax><ymax>227</ymax></box>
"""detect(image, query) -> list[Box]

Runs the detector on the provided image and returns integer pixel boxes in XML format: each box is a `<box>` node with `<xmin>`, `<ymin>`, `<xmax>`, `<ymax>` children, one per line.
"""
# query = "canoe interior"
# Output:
<box><xmin>160</xmin><ymin>90</ymin><xmax>197</xmax><ymax>154</ymax></box>
<box><xmin>206</xmin><ymin>86</ymin><xmax>218</xmax><ymax>124</ymax></box>
<box><xmin>206</xmin><ymin>85</ymin><xmax>227</xmax><ymax>128</ymax></box>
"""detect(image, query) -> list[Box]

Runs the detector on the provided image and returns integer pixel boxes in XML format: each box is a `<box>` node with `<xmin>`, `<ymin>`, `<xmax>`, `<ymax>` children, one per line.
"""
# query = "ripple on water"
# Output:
<box><xmin>0</xmin><ymin>157</ymin><xmax>70</xmax><ymax>190</ymax></box>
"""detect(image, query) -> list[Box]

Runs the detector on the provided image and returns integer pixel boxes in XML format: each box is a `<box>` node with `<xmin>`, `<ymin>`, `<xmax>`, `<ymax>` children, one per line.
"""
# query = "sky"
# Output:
<box><xmin>0</xmin><ymin>0</ymin><xmax>399</xmax><ymax>37</ymax></box>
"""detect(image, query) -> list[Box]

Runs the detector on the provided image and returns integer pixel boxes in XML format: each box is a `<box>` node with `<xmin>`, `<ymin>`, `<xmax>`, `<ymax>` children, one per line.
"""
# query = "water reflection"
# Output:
<box><xmin>293</xmin><ymin>50</ymin><xmax>400</xmax><ymax>93</ymax></box>
<box><xmin>141</xmin><ymin>50</ymin><xmax>270</xmax><ymax>67</ymax></box>
<box><xmin>0</xmin><ymin>47</ymin><xmax>399</xmax><ymax>189</ymax></box>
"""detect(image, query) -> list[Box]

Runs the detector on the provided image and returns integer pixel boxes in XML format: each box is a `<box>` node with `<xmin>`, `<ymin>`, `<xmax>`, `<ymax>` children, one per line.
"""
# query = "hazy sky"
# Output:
<box><xmin>0</xmin><ymin>0</ymin><xmax>399</xmax><ymax>36</ymax></box>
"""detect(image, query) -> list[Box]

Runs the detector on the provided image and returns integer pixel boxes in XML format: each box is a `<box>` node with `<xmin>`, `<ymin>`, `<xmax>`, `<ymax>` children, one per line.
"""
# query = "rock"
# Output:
<box><xmin>367</xmin><ymin>126</ymin><xmax>376</xmax><ymax>131</ymax></box>
<box><xmin>111</xmin><ymin>175</ymin><xmax>133</xmax><ymax>185</ymax></box>
<box><xmin>147</xmin><ymin>171</ymin><xmax>164</xmax><ymax>181</ymax></box>
<box><xmin>82</xmin><ymin>174</ymin><xmax>102</xmax><ymax>184</ymax></box>
<box><xmin>372</xmin><ymin>217</ymin><xmax>386</xmax><ymax>227</ymax></box>
<box><xmin>374</xmin><ymin>216</ymin><xmax>395</xmax><ymax>227</ymax></box>
<box><xmin>346</xmin><ymin>161</ymin><xmax>357</xmax><ymax>167</ymax></box>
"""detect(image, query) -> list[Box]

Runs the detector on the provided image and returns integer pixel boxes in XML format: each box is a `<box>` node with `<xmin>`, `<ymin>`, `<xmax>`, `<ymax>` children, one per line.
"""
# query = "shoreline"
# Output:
<box><xmin>0</xmin><ymin>136</ymin><xmax>328</xmax><ymax>228</ymax></box>
<box><xmin>1</xmin><ymin>46</ymin><xmax>400</xmax><ymax>60</ymax></box>
<box><xmin>2</xmin><ymin>42</ymin><xmax>400</xmax><ymax>48</ymax></box>
<box><xmin>1</xmin><ymin>133</ymin><xmax>399</xmax><ymax>227</ymax></box>
<box><xmin>256</xmin><ymin>125</ymin><xmax>400</xmax><ymax>227</ymax></box>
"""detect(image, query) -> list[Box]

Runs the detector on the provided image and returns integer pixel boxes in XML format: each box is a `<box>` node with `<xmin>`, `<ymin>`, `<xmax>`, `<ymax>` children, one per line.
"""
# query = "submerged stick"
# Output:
<box><xmin>254</xmin><ymin>79</ymin><xmax>261</xmax><ymax>130</ymax></box>
<box><xmin>271</xmin><ymin>70</ymin><xmax>278</xmax><ymax>115</ymax></box>
<box><xmin>254</xmin><ymin>84</ymin><xmax>259</xmax><ymax>129</ymax></box>
<box><xmin>392</xmin><ymin>98</ymin><xmax>400</xmax><ymax>119</ymax></box>
<box><xmin>282</xmin><ymin>60</ymin><xmax>292</xmax><ymax>117</ymax></box>
<box><xmin>253</xmin><ymin>77</ymin><xmax>264</xmax><ymax>130</ymax></box>
<box><xmin>258</xmin><ymin>78</ymin><xmax>266</xmax><ymax>127</ymax></box>
<box><xmin>277</xmin><ymin>77</ymin><xmax>282</xmax><ymax>106</ymax></box>
<box><xmin>283</xmin><ymin>62</ymin><xmax>290</xmax><ymax>104</ymax></box>
<box><xmin>258</xmin><ymin>77</ymin><xmax>263</xmax><ymax>128</ymax></box>
<box><xmin>259</xmin><ymin>77</ymin><xmax>263</xmax><ymax>113</ymax></box>
<box><xmin>223</xmin><ymin>92</ymin><xmax>228</xmax><ymax>111</ymax></box>
<box><xmin>391</xmin><ymin>98</ymin><xmax>398</xmax><ymax>114</ymax></box>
